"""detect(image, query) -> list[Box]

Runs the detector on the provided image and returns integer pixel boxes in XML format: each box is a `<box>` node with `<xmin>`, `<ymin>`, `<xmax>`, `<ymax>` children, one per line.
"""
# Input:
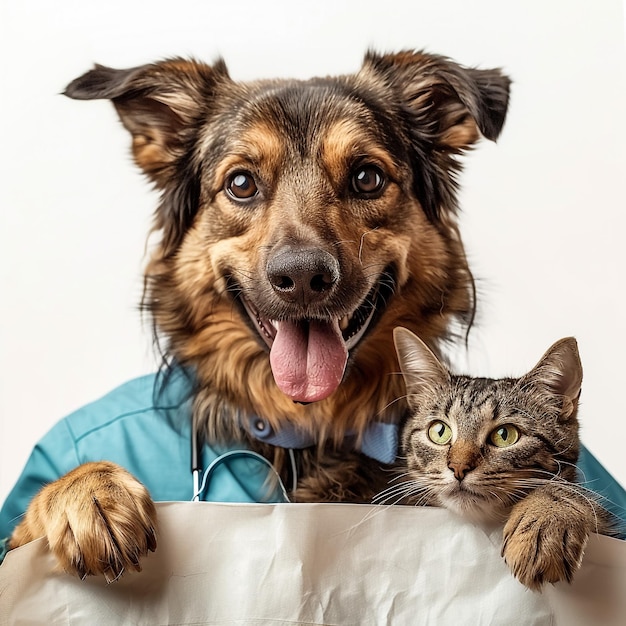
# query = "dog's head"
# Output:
<box><xmin>65</xmin><ymin>51</ymin><xmax>510</xmax><ymax>433</ymax></box>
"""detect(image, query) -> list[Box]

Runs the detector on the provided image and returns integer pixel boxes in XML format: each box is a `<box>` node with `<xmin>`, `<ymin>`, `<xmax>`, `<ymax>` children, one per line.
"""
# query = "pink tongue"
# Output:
<box><xmin>269</xmin><ymin>319</ymin><xmax>348</xmax><ymax>402</ymax></box>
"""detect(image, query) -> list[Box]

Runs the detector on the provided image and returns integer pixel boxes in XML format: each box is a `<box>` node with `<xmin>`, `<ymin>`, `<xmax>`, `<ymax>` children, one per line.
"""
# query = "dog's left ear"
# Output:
<box><xmin>361</xmin><ymin>50</ymin><xmax>510</xmax><ymax>221</ymax></box>
<box><xmin>362</xmin><ymin>50</ymin><xmax>510</xmax><ymax>149</ymax></box>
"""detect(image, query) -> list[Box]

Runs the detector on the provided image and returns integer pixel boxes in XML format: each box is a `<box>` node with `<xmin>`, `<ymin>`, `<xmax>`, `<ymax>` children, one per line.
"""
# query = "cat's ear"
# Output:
<box><xmin>393</xmin><ymin>327</ymin><xmax>450</xmax><ymax>401</ymax></box>
<box><xmin>523</xmin><ymin>337</ymin><xmax>583</xmax><ymax>421</ymax></box>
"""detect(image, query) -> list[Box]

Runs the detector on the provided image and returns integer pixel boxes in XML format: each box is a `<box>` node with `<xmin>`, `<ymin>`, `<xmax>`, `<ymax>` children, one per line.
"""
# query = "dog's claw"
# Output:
<box><xmin>147</xmin><ymin>527</ymin><xmax>157</xmax><ymax>552</ymax></box>
<box><xmin>104</xmin><ymin>565</ymin><xmax>125</xmax><ymax>584</ymax></box>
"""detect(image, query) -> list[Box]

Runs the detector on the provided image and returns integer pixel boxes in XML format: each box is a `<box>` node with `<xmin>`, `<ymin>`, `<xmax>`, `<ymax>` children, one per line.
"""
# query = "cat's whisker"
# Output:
<box><xmin>404</xmin><ymin>482</ymin><xmax>440</xmax><ymax>506</ymax></box>
<box><xmin>553</xmin><ymin>438</ymin><xmax>578</xmax><ymax>458</ymax></box>
<box><xmin>412</xmin><ymin>492</ymin><xmax>437</xmax><ymax>508</ymax></box>
<box><xmin>372</xmin><ymin>483</ymin><xmax>412</xmax><ymax>505</ymax></box>
<box><xmin>375</xmin><ymin>489</ymin><xmax>413</xmax><ymax>506</ymax></box>
<box><xmin>355</xmin><ymin>496</ymin><xmax>411</xmax><ymax>527</ymax></box>
<box><xmin>507</xmin><ymin>477</ymin><xmax>608</xmax><ymax>533</ymax></box>
<box><xmin>386</xmin><ymin>471</ymin><xmax>414</xmax><ymax>485</ymax></box>
<box><xmin>556</xmin><ymin>458</ymin><xmax>582</xmax><ymax>473</ymax></box>
<box><xmin>378</xmin><ymin>394</ymin><xmax>410</xmax><ymax>419</ymax></box>
<box><xmin>373</xmin><ymin>480</ymin><xmax>430</xmax><ymax>505</ymax></box>
<box><xmin>374</xmin><ymin>478</ymin><xmax>440</xmax><ymax>507</ymax></box>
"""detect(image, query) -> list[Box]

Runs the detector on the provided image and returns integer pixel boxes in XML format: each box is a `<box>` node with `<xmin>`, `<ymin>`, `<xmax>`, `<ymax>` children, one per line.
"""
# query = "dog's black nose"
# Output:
<box><xmin>266</xmin><ymin>247</ymin><xmax>339</xmax><ymax>305</ymax></box>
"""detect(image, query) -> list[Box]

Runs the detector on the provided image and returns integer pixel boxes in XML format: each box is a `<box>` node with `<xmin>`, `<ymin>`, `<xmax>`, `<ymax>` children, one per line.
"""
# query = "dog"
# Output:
<box><xmin>5</xmin><ymin>50</ymin><xmax>510</xmax><ymax>578</ymax></box>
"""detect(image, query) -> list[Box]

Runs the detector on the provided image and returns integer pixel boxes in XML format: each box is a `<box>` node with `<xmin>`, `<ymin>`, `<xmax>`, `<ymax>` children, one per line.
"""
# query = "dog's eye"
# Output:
<box><xmin>350</xmin><ymin>165</ymin><xmax>386</xmax><ymax>196</ymax></box>
<box><xmin>225</xmin><ymin>172</ymin><xmax>258</xmax><ymax>201</ymax></box>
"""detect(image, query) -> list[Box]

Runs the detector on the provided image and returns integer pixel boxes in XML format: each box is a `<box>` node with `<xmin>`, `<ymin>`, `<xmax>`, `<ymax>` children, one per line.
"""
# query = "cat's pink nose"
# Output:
<box><xmin>448</xmin><ymin>460</ymin><xmax>473</xmax><ymax>481</ymax></box>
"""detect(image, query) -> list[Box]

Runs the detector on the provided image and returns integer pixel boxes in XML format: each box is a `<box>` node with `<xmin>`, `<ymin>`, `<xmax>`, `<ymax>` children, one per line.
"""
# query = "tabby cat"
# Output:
<box><xmin>385</xmin><ymin>327</ymin><xmax>616</xmax><ymax>590</ymax></box>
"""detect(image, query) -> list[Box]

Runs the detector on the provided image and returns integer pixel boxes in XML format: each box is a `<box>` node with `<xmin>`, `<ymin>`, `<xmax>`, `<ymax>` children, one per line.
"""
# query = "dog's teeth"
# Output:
<box><xmin>271</xmin><ymin>320</ymin><xmax>280</xmax><ymax>330</ymax></box>
<box><xmin>339</xmin><ymin>316</ymin><xmax>350</xmax><ymax>331</ymax></box>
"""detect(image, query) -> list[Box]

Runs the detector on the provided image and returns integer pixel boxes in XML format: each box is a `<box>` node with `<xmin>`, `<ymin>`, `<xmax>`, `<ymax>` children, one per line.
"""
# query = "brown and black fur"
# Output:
<box><xmin>9</xmin><ymin>51</ymin><xmax>510</xmax><ymax>576</ymax></box>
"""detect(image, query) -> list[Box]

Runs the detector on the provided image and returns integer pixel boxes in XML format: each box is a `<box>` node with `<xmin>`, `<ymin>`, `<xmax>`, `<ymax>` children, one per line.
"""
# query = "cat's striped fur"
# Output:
<box><xmin>386</xmin><ymin>327</ymin><xmax>617</xmax><ymax>590</ymax></box>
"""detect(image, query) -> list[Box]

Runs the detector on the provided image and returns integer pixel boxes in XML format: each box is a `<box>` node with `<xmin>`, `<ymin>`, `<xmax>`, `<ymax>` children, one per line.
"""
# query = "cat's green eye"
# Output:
<box><xmin>428</xmin><ymin>421</ymin><xmax>452</xmax><ymax>445</ymax></box>
<box><xmin>489</xmin><ymin>424</ymin><xmax>520</xmax><ymax>448</ymax></box>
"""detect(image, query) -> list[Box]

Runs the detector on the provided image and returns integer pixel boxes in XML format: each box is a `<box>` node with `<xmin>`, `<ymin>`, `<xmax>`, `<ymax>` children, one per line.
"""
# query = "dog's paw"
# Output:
<box><xmin>10</xmin><ymin>461</ymin><xmax>157</xmax><ymax>581</ymax></box>
<box><xmin>501</xmin><ymin>489</ymin><xmax>590</xmax><ymax>591</ymax></box>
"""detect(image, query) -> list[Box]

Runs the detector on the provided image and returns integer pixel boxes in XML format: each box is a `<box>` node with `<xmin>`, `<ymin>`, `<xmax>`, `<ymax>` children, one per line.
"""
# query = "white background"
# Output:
<box><xmin>1</xmin><ymin>0</ymin><xmax>624</xmax><ymax>506</ymax></box>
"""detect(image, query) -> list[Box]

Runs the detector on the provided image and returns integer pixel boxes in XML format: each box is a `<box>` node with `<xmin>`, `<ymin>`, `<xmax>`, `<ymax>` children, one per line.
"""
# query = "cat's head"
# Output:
<box><xmin>391</xmin><ymin>327</ymin><xmax>583</xmax><ymax>522</ymax></box>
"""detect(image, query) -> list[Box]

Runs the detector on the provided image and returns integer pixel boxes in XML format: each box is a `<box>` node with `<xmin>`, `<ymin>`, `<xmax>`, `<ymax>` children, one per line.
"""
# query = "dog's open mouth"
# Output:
<box><xmin>235</xmin><ymin>271</ymin><xmax>395</xmax><ymax>403</ymax></box>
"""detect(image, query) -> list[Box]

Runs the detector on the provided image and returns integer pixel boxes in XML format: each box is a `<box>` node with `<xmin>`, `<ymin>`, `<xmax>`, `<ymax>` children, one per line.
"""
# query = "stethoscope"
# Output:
<box><xmin>190</xmin><ymin>428</ymin><xmax>295</xmax><ymax>503</ymax></box>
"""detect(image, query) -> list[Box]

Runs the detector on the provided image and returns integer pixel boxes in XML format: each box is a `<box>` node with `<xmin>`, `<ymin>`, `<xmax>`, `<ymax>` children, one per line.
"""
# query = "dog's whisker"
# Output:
<box><xmin>358</xmin><ymin>228</ymin><xmax>380</xmax><ymax>264</ymax></box>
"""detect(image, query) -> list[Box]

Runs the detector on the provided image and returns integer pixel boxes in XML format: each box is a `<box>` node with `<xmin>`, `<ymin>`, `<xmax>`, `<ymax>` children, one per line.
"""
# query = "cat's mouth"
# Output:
<box><xmin>442</xmin><ymin>483</ymin><xmax>511</xmax><ymax>523</ymax></box>
<box><xmin>447</xmin><ymin>482</ymin><xmax>482</xmax><ymax>501</ymax></box>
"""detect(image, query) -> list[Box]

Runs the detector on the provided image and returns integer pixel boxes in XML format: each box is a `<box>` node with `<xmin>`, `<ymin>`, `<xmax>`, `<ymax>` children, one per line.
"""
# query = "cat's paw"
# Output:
<box><xmin>502</xmin><ymin>493</ymin><xmax>589</xmax><ymax>591</ymax></box>
<box><xmin>10</xmin><ymin>461</ymin><xmax>157</xmax><ymax>581</ymax></box>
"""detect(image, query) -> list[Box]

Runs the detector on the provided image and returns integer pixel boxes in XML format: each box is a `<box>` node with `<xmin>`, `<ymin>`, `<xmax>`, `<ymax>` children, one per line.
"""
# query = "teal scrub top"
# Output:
<box><xmin>0</xmin><ymin>368</ymin><xmax>283</xmax><ymax>558</ymax></box>
<box><xmin>1</xmin><ymin>367</ymin><xmax>625</xmax><ymax>561</ymax></box>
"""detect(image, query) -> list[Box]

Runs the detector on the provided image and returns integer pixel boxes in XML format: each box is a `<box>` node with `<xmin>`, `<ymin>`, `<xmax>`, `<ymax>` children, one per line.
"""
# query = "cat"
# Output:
<box><xmin>383</xmin><ymin>326</ymin><xmax>618</xmax><ymax>590</ymax></box>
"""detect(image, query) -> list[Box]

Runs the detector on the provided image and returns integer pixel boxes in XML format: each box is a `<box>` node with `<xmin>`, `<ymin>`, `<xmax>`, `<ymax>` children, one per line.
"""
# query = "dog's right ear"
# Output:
<box><xmin>64</xmin><ymin>59</ymin><xmax>230</xmax><ymax>187</ymax></box>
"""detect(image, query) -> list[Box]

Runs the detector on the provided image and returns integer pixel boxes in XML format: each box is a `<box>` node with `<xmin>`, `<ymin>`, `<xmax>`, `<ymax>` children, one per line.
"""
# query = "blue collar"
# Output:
<box><xmin>242</xmin><ymin>415</ymin><xmax>399</xmax><ymax>465</ymax></box>
<box><xmin>160</xmin><ymin>366</ymin><xmax>402</xmax><ymax>464</ymax></box>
